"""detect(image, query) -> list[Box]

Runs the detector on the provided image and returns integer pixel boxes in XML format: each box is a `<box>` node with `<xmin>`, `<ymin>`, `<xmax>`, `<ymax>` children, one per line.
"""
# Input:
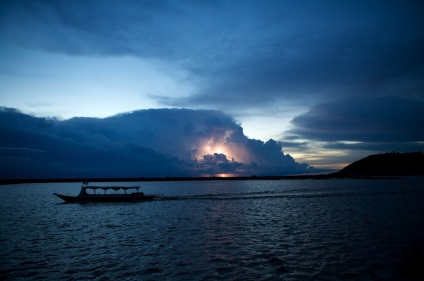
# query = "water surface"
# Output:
<box><xmin>1</xmin><ymin>178</ymin><xmax>423</xmax><ymax>280</ymax></box>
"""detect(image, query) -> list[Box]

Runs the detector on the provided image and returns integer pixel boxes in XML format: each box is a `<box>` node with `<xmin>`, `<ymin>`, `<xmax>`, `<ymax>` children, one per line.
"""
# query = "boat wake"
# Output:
<box><xmin>154</xmin><ymin>188</ymin><xmax>422</xmax><ymax>201</ymax></box>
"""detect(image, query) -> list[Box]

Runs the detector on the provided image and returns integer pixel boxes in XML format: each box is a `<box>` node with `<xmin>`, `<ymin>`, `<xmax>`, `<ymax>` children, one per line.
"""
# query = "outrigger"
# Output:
<box><xmin>53</xmin><ymin>183</ymin><xmax>156</xmax><ymax>203</ymax></box>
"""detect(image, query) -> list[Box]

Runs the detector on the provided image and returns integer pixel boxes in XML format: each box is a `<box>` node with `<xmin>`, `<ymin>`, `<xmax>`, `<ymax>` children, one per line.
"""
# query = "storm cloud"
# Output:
<box><xmin>0</xmin><ymin>107</ymin><xmax>314</xmax><ymax>179</ymax></box>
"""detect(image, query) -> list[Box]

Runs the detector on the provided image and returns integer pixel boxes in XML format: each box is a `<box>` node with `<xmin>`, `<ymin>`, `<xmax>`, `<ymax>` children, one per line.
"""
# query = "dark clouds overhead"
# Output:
<box><xmin>2</xmin><ymin>0</ymin><xmax>423</xmax><ymax>108</ymax></box>
<box><xmin>0</xmin><ymin>108</ymin><xmax>314</xmax><ymax>179</ymax></box>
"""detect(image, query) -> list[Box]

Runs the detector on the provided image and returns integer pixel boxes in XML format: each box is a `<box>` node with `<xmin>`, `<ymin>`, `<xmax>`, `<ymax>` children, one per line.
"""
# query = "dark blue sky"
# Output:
<box><xmin>0</xmin><ymin>0</ymin><xmax>423</xmax><ymax>175</ymax></box>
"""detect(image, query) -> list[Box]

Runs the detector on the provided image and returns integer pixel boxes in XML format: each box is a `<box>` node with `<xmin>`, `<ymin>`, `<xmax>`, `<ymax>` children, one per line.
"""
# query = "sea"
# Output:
<box><xmin>1</xmin><ymin>177</ymin><xmax>423</xmax><ymax>281</ymax></box>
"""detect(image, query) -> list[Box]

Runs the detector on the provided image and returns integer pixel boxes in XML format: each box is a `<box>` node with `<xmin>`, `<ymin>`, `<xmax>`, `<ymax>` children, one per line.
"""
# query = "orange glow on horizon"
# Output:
<box><xmin>216</xmin><ymin>173</ymin><xmax>236</xmax><ymax>177</ymax></box>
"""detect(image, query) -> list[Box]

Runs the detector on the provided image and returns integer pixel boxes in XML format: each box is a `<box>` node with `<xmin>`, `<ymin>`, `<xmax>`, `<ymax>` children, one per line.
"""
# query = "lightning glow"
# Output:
<box><xmin>193</xmin><ymin>130</ymin><xmax>251</xmax><ymax>164</ymax></box>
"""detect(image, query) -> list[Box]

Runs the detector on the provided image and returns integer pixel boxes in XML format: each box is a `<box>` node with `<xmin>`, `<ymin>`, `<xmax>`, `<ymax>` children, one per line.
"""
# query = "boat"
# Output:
<box><xmin>53</xmin><ymin>183</ymin><xmax>156</xmax><ymax>203</ymax></box>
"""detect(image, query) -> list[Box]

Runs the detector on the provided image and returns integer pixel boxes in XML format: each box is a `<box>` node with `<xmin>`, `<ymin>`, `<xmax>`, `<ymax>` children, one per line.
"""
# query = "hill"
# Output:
<box><xmin>334</xmin><ymin>152</ymin><xmax>424</xmax><ymax>177</ymax></box>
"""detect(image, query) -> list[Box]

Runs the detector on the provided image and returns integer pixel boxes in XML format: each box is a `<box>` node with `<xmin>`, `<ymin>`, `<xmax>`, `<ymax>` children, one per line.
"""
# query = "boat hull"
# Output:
<box><xmin>53</xmin><ymin>193</ymin><xmax>156</xmax><ymax>203</ymax></box>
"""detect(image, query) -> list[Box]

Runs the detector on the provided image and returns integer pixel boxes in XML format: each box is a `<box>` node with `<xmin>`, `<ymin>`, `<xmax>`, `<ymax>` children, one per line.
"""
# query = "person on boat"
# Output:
<box><xmin>78</xmin><ymin>186</ymin><xmax>88</xmax><ymax>196</ymax></box>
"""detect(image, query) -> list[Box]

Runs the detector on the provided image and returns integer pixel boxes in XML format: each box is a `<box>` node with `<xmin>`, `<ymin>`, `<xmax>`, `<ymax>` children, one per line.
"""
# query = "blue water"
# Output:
<box><xmin>1</xmin><ymin>178</ymin><xmax>423</xmax><ymax>280</ymax></box>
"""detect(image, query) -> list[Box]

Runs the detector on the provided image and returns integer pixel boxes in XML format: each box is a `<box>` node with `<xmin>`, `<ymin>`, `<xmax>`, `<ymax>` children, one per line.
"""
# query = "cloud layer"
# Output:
<box><xmin>283</xmin><ymin>97</ymin><xmax>424</xmax><ymax>167</ymax></box>
<box><xmin>289</xmin><ymin>97</ymin><xmax>424</xmax><ymax>143</ymax></box>
<box><xmin>2</xmin><ymin>0</ymin><xmax>423</xmax><ymax>110</ymax></box>
<box><xmin>0</xmin><ymin>107</ymin><xmax>315</xmax><ymax>179</ymax></box>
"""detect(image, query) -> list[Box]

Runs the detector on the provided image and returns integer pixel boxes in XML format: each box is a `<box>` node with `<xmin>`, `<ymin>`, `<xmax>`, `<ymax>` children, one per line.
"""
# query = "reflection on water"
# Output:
<box><xmin>1</xmin><ymin>178</ymin><xmax>424</xmax><ymax>280</ymax></box>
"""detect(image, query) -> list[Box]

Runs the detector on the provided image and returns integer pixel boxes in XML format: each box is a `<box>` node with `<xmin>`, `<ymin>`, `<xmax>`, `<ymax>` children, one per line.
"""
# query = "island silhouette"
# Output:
<box><xmin>333</xmin><ymin>152</ymin><xmax>424</xmax><ymax>177</ymax></box>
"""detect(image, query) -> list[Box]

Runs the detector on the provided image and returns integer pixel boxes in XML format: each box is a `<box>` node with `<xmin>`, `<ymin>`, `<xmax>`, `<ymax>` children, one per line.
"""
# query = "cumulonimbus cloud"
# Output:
<box><xmin>0</xmin><ymin>107</ymin><xmax>315</xmax><ymax>178</ymax></box>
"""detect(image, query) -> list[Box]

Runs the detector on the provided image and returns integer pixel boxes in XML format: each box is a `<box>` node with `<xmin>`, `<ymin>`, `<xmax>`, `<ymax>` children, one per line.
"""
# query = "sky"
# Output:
<box><xmin>1</xmin><ymin>0</ymin><xmax>424</xmax><ymax>176</ymax></box>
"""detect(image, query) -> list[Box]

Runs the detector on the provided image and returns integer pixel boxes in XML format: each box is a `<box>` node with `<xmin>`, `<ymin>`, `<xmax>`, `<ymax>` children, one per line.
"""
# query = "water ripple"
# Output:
<box><xmin>1</xmin><ymin>178</ymin><xmax>424</xmax><ymax>280</ymax></box>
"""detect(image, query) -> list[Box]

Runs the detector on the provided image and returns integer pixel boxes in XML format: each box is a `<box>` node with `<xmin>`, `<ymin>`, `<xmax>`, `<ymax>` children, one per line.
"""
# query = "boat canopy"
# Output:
<box><xmin>82</xmin><ymin>185</ymin><xmax>140</xmax><ymax>191</ymax></box>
